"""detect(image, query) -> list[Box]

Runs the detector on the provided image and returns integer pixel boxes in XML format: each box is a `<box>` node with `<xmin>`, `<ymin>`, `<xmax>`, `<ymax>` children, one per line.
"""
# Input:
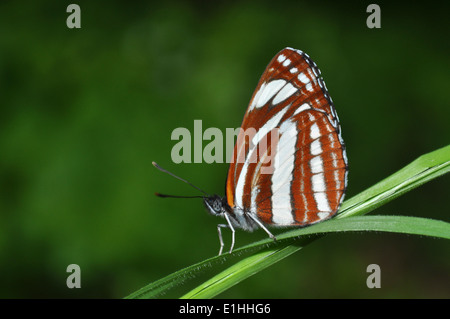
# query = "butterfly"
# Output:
<box><xmin>154</xmin><ymin>47</ymin><xmax>348</xmax><ymax>255</ymax></box>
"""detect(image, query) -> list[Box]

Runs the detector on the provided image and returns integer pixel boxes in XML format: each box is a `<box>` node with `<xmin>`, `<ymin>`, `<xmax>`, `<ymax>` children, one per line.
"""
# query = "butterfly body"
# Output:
<box><xmin>204</xmin><ymin>195</ymin><xmax>260</xmax><ymax>232</ymax></box>
<box><xmin>204</xmin><ymin>194</ymin><xmax>275</xmax><ymax>255</ymax></box>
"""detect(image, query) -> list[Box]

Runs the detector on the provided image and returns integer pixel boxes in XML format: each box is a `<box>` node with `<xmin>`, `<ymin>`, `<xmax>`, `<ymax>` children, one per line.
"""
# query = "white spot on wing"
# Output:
<box><xmin>310</xmin><ymin>156</ymin><xmax>323</xmax><ymax>174</ymax></box>
<box><xmin>314</xmin><ymin>192</ymin><xmax>331</xmax><ymax>212</ymax></box>
<box><xmin>255</xmin><ymin>79</ymin><xmax>286</xmax><ymax>108</ymax></box>
<box><xmin>251</xmin><ymin>185</ymin><xmax>259</xmax><ymax>213</ymax></box>
<box><xmin>334</xmin><ymin>170</ymin><xmax>341</xmax><ymax>189</ymax></box>
<box><xmin>277</xmin><ymin>54</ymin><xmax>286</xmax><ymax>63</ymax></box>
<box><xmin>317</xmin><ymin>211</ymin><xmax>330</xmax><ymax>220</ymax></box>
<box><xmin>310</xmin><ymin>139</ymin><xmax>322</xmax><ymax>155</ymax></box>
<box><xmin>294</xmin><ymin>103</ymin><xmax>311</xmax><ymax>115</ymax></box>
<box><xmin>310</xmin><ymin>123</ymin><xmax>321</xmax><ymax>140</ymax></box>
<box><xmin>312</xmin><ymin>173</ymin><xmax>326</xmax><ymax>192</ymax></box>
<box><xmin>272</xmin><ymin>82</ymin><xmax>297</xmax><ymax>105</ymax></box>
<box><xmin>328</xmin><ymin>133</ymin><xmax>336</xmax><ymax>148</ymax></box>
<box><xmin>271</xmin><ymin>119</ymin><xmax>297</xmax><ymax>225</ymax></box>
<box><xmin>331</xmin><ymin>151</ymin><xmax>338</xmax><ymax>168</ymax></box>
<box><xmin>298</xmin><ymin>72</ymin><xmax>310</xmax><ymax>84</ymax></box>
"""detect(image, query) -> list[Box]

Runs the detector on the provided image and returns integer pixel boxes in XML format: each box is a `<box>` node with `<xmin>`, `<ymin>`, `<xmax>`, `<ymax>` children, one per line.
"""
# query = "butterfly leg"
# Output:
<box><xmin>217</xmin><ymin>223</ymin><xmax>235</xmax><ymax>255</ymax></box>
<box><xmin>217</xmin><ymin>224</ymin><xmax>229</xmax><ymax>256</ymax></box>
<box><xmin>248</xmin><ymin>214</ymin><xmax>277</xmax><ymax>242</ymax></box>
<box><xmin>223</xmin><ymin>213</ymin><xmax>236</xmax><ymax>254</ymax></box>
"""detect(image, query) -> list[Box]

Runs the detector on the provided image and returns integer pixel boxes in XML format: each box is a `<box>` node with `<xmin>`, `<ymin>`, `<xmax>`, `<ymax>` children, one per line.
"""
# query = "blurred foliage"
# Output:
<box><xmin>0</xmin><ymin>0</ymin><xmax>448</xmax><ymax>298</ymax></box>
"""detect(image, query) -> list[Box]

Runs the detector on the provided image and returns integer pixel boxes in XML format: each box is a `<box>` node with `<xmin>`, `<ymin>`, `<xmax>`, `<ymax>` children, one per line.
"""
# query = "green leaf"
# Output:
<box><xmin>338</xmin><ymin>144</ymin><xmax>450</xmax><ymax>219</ymax></box>
<box><xmin>181</xmin><ymin>215</ymin><xmax>450</xmax><ymax>299</ymax></box>
<box><xmin>125</xmin><ymin>144</ymin><xmax>450</xmax><ymax>299</ymax></box>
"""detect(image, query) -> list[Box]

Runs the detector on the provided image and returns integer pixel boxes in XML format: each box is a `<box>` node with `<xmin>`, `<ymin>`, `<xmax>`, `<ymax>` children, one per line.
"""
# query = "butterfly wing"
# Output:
<box><xmin>226</xmin><ymin>47</ymin><xmax>348</xmax><ymax>226</ymax></box>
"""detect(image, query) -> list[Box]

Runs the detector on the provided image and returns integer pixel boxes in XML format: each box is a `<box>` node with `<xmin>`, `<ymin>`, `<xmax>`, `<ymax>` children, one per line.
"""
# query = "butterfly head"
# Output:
<box><xmin>204</xmin><ymin>195</ymin><xmax>230</xmax><ymax>217</ymax></box>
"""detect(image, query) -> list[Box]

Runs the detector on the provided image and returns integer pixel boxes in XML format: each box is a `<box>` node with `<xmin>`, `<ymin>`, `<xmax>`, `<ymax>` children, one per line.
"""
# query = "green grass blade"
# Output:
<box><xmin>181</xmin><ymin>215</ymin><xmax>450</xmax><ymax>299</ymax></box>
<box><xmin>125</xmin><ymin>144</ymin><xmax>450</xmax><ymax>299</ymax></box>
<box><xmin>180</xmin><ymin>241</ymin><xmax>311</xmax><ymax>300</ymax></box>
<box><xmin>338</xmin><ymin>144</ymin><xmax>450</xmax><ymax>219</ymax></box>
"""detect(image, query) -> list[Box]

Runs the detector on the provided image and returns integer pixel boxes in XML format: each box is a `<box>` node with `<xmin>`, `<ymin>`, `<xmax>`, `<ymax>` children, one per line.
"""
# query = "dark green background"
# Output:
<box><xmin>0</xmin><ymin>1</ymin><xmax>449</xmax><ymax>298</ymax></box>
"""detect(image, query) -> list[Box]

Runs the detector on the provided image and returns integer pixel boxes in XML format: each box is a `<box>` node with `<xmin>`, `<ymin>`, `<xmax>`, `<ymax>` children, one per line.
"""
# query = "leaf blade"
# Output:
<box><xmin>181</xmin><ymin>215</ymin><xmax>450</xmax><ymax>299</ymax></box>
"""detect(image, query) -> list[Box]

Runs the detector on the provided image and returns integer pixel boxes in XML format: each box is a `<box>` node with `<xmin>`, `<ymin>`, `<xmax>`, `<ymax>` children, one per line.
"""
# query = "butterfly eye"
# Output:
<box><xmin>213</xmin><ymin>199</ymin><xmax>222</xmax><ymax>213</ymax></box>
<box><xmin>204</xmin><ymin>196</ymin><xmax>223</xmax><ymax>216</ymax></box>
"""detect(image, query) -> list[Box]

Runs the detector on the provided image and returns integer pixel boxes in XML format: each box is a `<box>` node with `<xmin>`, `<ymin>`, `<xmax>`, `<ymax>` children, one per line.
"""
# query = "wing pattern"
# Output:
<box><xmin>226</xmin><ymin>47</ymin><xmax>348</xmax><ymax>226</ymax></box>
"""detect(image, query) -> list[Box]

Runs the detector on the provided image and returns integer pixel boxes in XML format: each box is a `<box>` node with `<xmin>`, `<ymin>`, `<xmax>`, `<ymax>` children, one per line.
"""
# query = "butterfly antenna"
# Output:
<box><xmin>154</xmin><ymin>192</ymin><xmax>204</xmax><ymax>199</ymax></box>
<box><xmin>152</xmin><ymin>161</ymin><xmax>209</xmax><ymax>196</ymax></box>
